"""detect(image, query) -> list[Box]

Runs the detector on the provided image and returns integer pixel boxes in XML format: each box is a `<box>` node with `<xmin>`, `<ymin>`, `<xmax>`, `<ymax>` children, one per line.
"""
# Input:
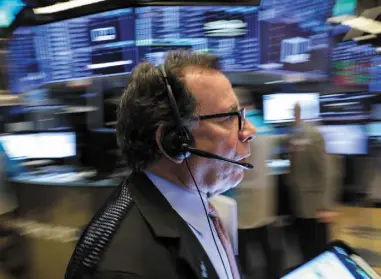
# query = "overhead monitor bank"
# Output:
<box><xmin>8</xmin><ymin>6</ymin><xmax>258</xmax><ymax>93</ymax></box>
<box><xmin>135</xmin><ymin>6</ymin><xmax>259</xmax><ymax>71</ymax></box>
<box><xmin>332</xmin><ymin>41</ymin><xmax>379</xmax><ymax>90</ymax></box>
<box><xmin>258</xmin><ymin>0</ymin><xmax>332</xmax><ymax>79</ymax></box>
<box><xmin>7</xmin><ymin>3</ymin><xmax>333</xmax><ymax>93</ymax></box>
<box><xmin>8</xmin><ymin>8</ymin><xmax>136</xmax><ymax>93</ymax></box>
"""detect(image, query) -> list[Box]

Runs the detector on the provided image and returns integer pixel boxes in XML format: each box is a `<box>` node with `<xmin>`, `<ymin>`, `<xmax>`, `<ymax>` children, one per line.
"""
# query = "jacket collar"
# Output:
<box><xmin>144</xmin><ymin>170</ymin><xmax>211</xmax><ymax>237</ymax></box>
<box><xmin>129</xmin><ymin>171</ymin><xmax>180</xmax><ymax>238</ymax></box>
<box><xmin>128</xmin><ymin>171</ymin><xmax>219</xmax><ymax>279</ymax></box>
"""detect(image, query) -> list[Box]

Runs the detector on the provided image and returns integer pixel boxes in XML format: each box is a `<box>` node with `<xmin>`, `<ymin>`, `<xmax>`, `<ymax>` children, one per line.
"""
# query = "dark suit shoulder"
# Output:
<box><xmin>67</xmin><ymin>172</ymin><xmax>208</xmax><ymax>279</ymax></box>
<box><xmin>97</xmin><ymin>202</ymin><xmax>178</xmax><ymax>278</ymax></box>
<box><xmin>87</xmin><ymin>172</ymin><xmax>214</xmax><ymax>279</ymax></box>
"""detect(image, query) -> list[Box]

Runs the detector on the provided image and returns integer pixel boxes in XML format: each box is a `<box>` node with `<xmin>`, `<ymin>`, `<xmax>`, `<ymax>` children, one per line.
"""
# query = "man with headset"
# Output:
<box><xmin>65</xmin><ymin>50</ymin><xmax>256</xmax><ymax>279</ymax></box>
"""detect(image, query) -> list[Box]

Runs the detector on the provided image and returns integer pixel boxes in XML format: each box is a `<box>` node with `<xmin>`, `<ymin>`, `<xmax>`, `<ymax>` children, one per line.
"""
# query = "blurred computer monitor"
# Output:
<box><xmin>319</xmin><ymin>93</ymin><xmax>374</xmax><ymax>121</ymax></box>
<box><xmin>371</xmin><ymin>104</ymin><xmax>381</xmax><ymax>121</ymax></box>
<box><xmin>263</xmin><ymin>93</ymin><xmax>320</xmax><ymax>124</ymax></box>
<box><xmin>0</xmin><ymin>131</ymin><xmax>76</xmax><ymax>160</ymax></box>
<box><xmin>317</xmin><ymin>124</ymin><xmax>368</xmax><ymax>155</ymax></box>
<box><xmin>367</xmin><ymin>122</ymin><xmax>381</xmax><ymax>137</ymax></box>
<box><xmin>367</xmin><ymin>122</ymin><xmax>381</xmax><ymax>148</ymax></box>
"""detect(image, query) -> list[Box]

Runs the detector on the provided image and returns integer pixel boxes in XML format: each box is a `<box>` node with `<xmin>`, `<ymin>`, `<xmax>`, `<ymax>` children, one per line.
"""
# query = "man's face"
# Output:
<box><xmin>184</xmin><ymin>69</ymin><xmax>257</xmax><ymax>196</ymax></box>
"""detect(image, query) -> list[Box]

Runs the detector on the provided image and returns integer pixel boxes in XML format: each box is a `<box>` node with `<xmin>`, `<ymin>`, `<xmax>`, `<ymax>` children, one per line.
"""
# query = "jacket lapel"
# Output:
<box><xmin>177</xmin><ymin>219</ymin><xmax>219</xmax><ymax>279</ymax></box>
<box><xmin>130</xmin><ymin>172</ymin><xmax>219</xmax><ymax>279</ymax></box>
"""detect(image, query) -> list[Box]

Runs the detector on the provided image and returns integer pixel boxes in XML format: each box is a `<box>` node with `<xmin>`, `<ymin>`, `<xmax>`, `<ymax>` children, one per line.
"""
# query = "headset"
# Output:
<box><xmin>157</xmin><ymin>64</ymin><xmax>252</xmax><ymax>279</ymax></box>
<box><xmin>157</xmin><ymin>64</ymin><xmax>254</xmax><ymax>169</ymax></box>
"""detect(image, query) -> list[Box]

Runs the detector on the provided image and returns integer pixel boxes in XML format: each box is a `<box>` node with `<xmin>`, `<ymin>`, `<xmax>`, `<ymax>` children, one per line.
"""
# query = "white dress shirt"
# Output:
<box><xmin>145</xmin><ymin>171</ymin><xmax>233</xmax><ymax>279</ymax></box>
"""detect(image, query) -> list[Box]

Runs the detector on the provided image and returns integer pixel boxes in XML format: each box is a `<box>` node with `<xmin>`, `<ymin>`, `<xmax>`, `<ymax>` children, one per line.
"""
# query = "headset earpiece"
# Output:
<box><xmin>156</xmin><ymin>64</ymin><xmax>195</xmax><ymax>160</ymax></box>
<box><xmin>161</xmin><ymin>123</ymin><xmax>194</xmax><ymax>160</ymax></box>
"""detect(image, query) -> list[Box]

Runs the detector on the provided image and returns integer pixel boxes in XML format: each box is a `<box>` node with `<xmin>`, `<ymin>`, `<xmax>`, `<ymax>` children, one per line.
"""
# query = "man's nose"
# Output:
<box><xmin>239</xmin><ymin>120</ymin><xmax>256</xmax><ymax>143</ymax></box>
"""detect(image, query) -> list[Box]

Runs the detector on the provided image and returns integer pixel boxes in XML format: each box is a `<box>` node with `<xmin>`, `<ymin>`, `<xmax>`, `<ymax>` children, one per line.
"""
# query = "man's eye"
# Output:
<box><xmin>222</xmin><ymin>116</ymin><xmax>234</xmax><ymax>122</ymax></box>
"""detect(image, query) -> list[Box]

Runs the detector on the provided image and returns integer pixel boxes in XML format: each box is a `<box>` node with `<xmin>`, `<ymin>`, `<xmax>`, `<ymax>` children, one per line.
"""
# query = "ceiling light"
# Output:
<box><xmin>33</xmin><ymin>0</ymin><xmax>106</xmax><ymax>14</ymax></box>
<box><xmin>327</xmin><ymin>15</ymin><xmax>356</xmax><ymax>24</ymax></box>
<box><xmin>353</xmin><ymin>34</ymin><xmax>377</xmax><ymax>41</ymax></box>
<box><xmin>341</xmin><ymin>17</ymin><xmax>381</xmax><ymax>34</ymax></box>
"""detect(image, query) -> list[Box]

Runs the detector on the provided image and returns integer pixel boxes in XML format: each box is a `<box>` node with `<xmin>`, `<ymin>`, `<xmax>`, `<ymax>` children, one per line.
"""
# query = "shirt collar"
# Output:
<box><xmin>144</xmin><ymin>170</ymin><xmax>211</xmax><ymax>236</ymax></box>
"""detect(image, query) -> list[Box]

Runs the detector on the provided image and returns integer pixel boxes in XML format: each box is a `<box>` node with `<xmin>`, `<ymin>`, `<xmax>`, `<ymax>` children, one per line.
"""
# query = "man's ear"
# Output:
<box><xmin>155</xmin><ymin>124</ymin><xmax>183</xmax><ymax>164</ymax></box>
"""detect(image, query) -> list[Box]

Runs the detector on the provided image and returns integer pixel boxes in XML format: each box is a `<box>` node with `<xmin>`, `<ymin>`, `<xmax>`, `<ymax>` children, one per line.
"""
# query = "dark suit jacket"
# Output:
<box><xmin>90</xmin><ymin>172</ymin><xmax>220</xmax><ymax>279</ymax></box>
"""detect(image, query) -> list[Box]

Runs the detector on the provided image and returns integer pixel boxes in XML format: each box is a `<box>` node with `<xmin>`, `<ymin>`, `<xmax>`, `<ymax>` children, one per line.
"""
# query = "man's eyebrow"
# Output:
<box><xmin>228</xmin><ymin>104</ymin><xmax>239</xmax><ymax>112</ymax></box>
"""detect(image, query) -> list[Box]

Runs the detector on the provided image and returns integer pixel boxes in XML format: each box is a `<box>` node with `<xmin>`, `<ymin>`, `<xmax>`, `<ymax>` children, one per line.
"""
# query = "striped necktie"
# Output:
<box><xmin>209</xmin><ymin>204</ymin><xmax>240</xmax><ymax>279</ymax></box>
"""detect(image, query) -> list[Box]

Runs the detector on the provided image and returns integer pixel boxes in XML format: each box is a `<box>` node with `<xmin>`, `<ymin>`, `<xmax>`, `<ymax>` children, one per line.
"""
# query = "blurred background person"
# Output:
<box><xmin>286</xmin><ymin>102</ymin><xmax>335</xmax><ymax>262</ymax></box>
<box><xmin>0</xmin><ymin>140</ymin><xmax>19</xmax><ymax>218</ymax></box>
<box><xmin>0</xmin><ymin>139</ymin><xmax>26</xmax><ymax>279</ymax></box>
<box><xmin>368</xmin><ymin>152</ymin><xmax>381</xmax><ymax>208</ymax></box>
<box><xmin>226</xmin><ymin>88</ymin><xmax>282</xmax><ymax>279</ymax></box>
